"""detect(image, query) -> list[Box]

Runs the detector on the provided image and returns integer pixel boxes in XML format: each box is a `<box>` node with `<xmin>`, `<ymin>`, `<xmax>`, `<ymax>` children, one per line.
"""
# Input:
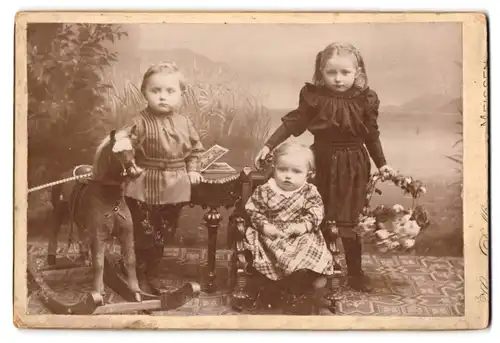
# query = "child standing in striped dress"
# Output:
<box><xmin>243</xmin><ymin>142</ymin><xmax>335</xmax><ymax>313</ymax></box>
<box><xmin>123</xmin><ymin>62</ymin><xmax>205</xmax><ymax>294</ymax></box>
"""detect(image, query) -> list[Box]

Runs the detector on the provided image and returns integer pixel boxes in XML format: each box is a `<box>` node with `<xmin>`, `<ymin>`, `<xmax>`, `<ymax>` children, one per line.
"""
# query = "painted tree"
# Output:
<box><xmin>27</xmin><ymin>23</ymin><xmax>128</xmax><ymax>187</ymax></box>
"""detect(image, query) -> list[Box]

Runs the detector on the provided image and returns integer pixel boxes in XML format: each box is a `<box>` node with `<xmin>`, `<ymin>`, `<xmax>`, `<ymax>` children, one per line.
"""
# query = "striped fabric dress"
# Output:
<box><xmin>123</xmin><ymin>108</ymin><xmax>205</xmax><ymax>205</ymax></box>
<box><xmin>265</xmin><ymin>83</ymin><xmax>388</xmax><ymax>238</ymax></box>
<box><xmin>242</xmin><ymin>179</ymin><xmax>335</xmax><ymax>281</ymax></box>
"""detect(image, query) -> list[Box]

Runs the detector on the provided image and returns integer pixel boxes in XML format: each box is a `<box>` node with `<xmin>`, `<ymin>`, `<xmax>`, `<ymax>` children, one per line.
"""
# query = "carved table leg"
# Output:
<box><xmin>230</xmin><ymin>217</ymin><xmax>254</xmax><ymax>311</ymax></box>
<box><xmin>204</xmin><ymin>207</ymin><xmax>222</xmax><ymax>293</ymax></box>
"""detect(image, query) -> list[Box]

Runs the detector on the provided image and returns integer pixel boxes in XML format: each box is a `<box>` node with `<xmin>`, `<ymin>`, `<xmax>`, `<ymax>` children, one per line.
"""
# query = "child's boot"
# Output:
<box><xmin>135</xmin><ymin>249</ymin><xmax>154</xmax><ymax>294</ymax></box>
<box><xmin>342</xmin><ymin>237</ymin><xmax>372</xmax><ymax>293</ymax></box>
<box><xmin>283</xmin><ymin>270</ymin><xmax>334</xmax><ymax>315</ymax></box>
<box><xmin>310</xmin><ymin>276</ymin><xmax>336</xmax><ymax>315</ymax></box>
<box><xmin>146</xmin><ymin>246</ymin><xmax>165</xmax><ymax>295</ymax></box>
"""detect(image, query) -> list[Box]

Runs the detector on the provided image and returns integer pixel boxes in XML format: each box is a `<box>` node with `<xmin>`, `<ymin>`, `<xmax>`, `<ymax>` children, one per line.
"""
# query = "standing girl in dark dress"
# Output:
<box><xmin>255</xmin><ymin>43</ymin><xmax>395</xmax><ymax>292</ymax></box>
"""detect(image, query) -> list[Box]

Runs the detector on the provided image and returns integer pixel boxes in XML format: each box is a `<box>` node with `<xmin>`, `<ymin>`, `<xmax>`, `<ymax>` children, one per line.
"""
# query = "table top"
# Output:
<box><xmin>200</xmin><ymin>166</ymin><xmax>251</xmax><ymax>180</ymax></box>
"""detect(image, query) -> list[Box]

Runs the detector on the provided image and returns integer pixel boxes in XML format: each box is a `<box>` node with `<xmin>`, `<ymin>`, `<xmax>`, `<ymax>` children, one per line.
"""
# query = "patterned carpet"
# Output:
<box><xmin>26</xmin><ymin>241</ymin><xmax>465</xmax><ymax>317</ymax></box>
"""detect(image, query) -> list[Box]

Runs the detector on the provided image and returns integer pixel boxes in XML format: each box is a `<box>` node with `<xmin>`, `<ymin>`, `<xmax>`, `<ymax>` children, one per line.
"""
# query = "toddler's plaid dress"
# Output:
<box><xmin>242</xmin><ymin>179</ymin><xmax>335</xmax><ymax>281</ymax></box>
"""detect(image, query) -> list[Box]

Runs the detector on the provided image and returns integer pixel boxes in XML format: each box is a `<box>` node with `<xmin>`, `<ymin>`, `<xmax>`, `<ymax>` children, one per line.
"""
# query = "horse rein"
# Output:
<box><xmin>28</xmin><ymin>172</ymin><xmax>94</xmax><ymax>194</ymax></box>
<box><xmin>27</xmin><ymin>160</ymin><xmax>141</xmax><ymax>194</ymax></box>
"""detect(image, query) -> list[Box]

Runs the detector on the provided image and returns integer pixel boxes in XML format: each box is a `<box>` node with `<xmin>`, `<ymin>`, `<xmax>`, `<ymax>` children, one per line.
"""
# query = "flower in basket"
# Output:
<box><xmin>393</xmin><ymin>218</ymin><xmax>421</xmax><ymax>238</ymax></box>
<box><xmin>372</xmin><ymin>205</ymin><xmax>395</xmax><ymax>222</ymax></box>
<box><xmin>392</xmin><ymin>204</ymin><xmax>405</xmax><ymax>213</ymax></box>
<box><xmin>391</xmin><ymin>174</ymin><xmax>427</xmax><ymax>199</ymax></box>
<box><xmin>375</xmin><ymin>229</ymin><xmax>391</xmax><ymax>240</ymax></box>
<box><xmin>408</xmin><ymin>180</ymin><xmax>427</xmax><ymax>198</ymax></box>
<box><xmin>410</xmin><ymin>205</ymin><xmax>431</xmax><ymax>230</ymax></box>
<box><xmin>359</xmin><ymin>171</ymin><xmax>431</xmax><ymax>253</ymax></box>
<box><xmin>376</xmin><ymin>235</ymin><xmax>401</xmax><ymax>253</ymax></box>
<box><xmin>402</xmin><ymin>238</ymin><xmax>415</xmax><ymax>249</ymax></box>
<box><xmin>357</xmin><ymin>215</ymin><xmax>376</xmax><ymax>235</ymax></box>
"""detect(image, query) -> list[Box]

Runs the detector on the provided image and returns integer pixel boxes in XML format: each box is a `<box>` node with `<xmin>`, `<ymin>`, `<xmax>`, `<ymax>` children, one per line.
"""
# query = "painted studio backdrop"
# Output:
<box><xmin>26</xmin><ymin>22</ymin><xmax>464</xmax><ymax>316</ymax></box>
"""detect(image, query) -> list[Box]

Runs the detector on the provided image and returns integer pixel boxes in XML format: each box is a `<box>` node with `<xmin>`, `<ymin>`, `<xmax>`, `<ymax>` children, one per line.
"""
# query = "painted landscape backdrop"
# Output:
<box><xmin>27</xmin><ymin>23</ymin><xmax>463</xmax><ymax>256</ymax></box>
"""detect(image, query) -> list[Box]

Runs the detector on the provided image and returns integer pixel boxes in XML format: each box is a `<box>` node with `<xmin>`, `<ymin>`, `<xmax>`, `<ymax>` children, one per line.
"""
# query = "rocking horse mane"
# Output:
<box><xmin>92</xmin><ymin>129</ymin><xmax>130</xmax><ymax>179</ymax></box>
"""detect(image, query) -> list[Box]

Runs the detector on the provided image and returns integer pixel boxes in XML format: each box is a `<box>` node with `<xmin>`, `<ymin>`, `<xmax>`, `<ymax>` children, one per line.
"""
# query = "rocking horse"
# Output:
<box><xmin>28</xmin><ymin>129</ymin><xmax>201</xmax><ymax>315</ymax></box>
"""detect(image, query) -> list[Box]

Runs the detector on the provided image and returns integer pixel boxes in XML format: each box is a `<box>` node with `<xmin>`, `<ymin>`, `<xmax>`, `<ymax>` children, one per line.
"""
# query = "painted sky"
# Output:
<box><xmin>130</xmin><ymin>22</ymin><xmax>462</xmax><ymax>109</ymax></box>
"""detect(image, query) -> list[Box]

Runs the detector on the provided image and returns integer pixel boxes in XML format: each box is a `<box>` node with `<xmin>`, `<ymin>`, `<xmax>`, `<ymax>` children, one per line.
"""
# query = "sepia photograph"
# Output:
<box><xmin>13</xmin><ymin>11</ymin><xmax>489</xmax><ymax>330</ymax></box>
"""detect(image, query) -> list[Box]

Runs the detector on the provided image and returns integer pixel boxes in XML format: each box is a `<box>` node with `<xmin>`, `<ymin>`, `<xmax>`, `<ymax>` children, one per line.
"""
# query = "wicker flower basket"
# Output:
<box><xmin>354</xmin><ymin>172</ymin><xmax>431</xmax><ymax>253</ymax></box>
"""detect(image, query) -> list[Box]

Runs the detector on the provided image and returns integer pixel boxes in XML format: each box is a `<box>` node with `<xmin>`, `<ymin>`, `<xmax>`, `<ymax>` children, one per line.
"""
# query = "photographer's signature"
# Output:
<box><xmin>476</xmin><ymin>204</ymin><xmax>489</xmax><ymax>304</ymax></box>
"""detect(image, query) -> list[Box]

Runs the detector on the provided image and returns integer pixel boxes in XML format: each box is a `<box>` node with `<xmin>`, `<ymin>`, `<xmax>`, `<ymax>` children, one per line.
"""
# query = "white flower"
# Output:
<box><xmin>358</xmin><ymin>216</ymin><xmax>376</xmax><ymax>233</ymax></box>
<box><xmin>376</xmin><ymin>229</ymin><xmax>391</xmax><ymax>240</ymax></box>
<box><xmin>364</xmin><ymin>217</ymin><xmax>376</xmax><ymax>225</ymax></box>
<box><xmin>402</xmin><ymin>214</ymin><xmax>412</xmax><ymax>222</ymax></box>
<box><xmin>393</xmin><ymin>222</ymin><xmax>405</xmax><ymax>235</ymax></box>
<box><xmin>403</xmin><ymin>239</ymin><xmax>415</xmax><ymax>249</ymax></box>
<box><xmin>393</xmin><ymin>204</ymin><xmax>405</xmax><ymax>213</ymax></box>
<box><xmin>419</xmin><ymin>187</ymin><xmax>427</xmax><ymax>195</ymax></box>
<box><xmin>388</xmin><ymin>241</ymin><xmax>400</xmax><ymax>249</ymax></box>
<box><xmin>403</xmin><ymin>220</ymin><xmax>421</xmax><ymax>237</ymax></box>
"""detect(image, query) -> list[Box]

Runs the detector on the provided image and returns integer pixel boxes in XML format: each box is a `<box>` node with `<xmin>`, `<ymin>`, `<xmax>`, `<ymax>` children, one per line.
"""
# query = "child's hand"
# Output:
<box><xmin>188</xmin><ymin>171</ymin><xmax>204</xmax><ymax>185</ymax></box>
<box><xmin>379</xmin><ymin>164</ymin><xmax>396</xmax><ymax>178</ymax></box>
<box><xmin>262</xmin><ymin>224</ymin><xmax>285</xmax><ymax>240</ymax></box>
<box><xmin>254</xmin><ymin>146</ymin><xmax>270</xmax><ymax>169</ymax></box>
<box><xmin>284</xmin><ymin>223</ymin><xmax>308</xmax><ymax>237</ymax></box>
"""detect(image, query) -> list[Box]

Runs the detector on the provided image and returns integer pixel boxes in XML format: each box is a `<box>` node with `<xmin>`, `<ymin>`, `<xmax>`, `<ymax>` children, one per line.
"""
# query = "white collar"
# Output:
<box><xmin>267</xmin><ymin>178</ymin><xmax>306</xmax><ymax>197</ymax></box>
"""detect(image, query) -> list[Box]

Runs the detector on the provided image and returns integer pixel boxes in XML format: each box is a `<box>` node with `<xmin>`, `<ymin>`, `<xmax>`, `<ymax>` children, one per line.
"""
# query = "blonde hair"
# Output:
<box><xmin>312</xmin><ymin>42</ymin><xmax>368</xmax><ymax>91</ymax></box>
<box><xmin>273</xmin><ymin>141</ymin><xmax>315</xmax><ymax>173</ymax></box>
<box><xmin>140</xmin><ymin>62</ymin><xmax>187</xmax><ymax>94</ymax></box>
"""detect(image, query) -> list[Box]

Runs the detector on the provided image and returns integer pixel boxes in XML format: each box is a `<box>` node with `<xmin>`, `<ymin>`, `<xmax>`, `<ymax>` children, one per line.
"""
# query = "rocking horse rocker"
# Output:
<box><xmin>27</xmin><ymin>129</ymin><xmax>201</xmax><ymax>315</ymax></box>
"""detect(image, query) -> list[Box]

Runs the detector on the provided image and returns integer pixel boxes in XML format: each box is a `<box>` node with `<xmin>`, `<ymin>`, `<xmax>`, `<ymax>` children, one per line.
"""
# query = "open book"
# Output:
<box><xmin>199</xmin><ymin>144</ymin><xmax>236</xmax><ymax>173</ymax></box>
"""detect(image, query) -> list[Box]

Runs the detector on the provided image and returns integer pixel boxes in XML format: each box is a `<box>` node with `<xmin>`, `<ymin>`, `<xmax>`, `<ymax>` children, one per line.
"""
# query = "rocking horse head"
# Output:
<box><xmin>92</xmin><ymin>129</ymin><xmax>143</xmax><ymax>183</ymax></box>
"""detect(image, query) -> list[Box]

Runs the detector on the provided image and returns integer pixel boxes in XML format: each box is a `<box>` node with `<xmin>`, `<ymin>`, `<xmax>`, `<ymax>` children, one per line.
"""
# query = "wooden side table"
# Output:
<box><xmin>190</xmin><ymin>168</ymin><xmax>248</xmax><ymax>293</ymax></box>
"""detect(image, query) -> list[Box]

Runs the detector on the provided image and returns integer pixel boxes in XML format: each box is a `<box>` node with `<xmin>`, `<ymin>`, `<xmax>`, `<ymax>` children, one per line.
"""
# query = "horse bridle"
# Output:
<box><xmin>109</xmin><ymin>130</ymin><xmax>144</xmax><ymax>180</ymax></box>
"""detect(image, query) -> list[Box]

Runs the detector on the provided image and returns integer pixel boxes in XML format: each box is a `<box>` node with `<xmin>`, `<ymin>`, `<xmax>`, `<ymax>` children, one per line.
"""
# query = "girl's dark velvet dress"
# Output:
<box><xmin>265</xmin><ymin>82</ymin><xmax>388</xmax><ymax>291</ymax></box>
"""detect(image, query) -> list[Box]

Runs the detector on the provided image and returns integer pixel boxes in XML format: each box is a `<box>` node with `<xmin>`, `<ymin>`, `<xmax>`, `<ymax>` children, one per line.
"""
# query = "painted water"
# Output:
<box><xmin>265</xmin><ymin>109</ymin><xmax>462</xmax><ymax>182</ymax></box>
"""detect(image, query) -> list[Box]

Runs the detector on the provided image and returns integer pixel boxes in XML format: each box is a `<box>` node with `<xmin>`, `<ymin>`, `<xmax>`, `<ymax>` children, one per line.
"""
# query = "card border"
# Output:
<box><xmin>13</xmin><ymin>11</ymin><xmax>489</xmax><ymax>330</ymax></box>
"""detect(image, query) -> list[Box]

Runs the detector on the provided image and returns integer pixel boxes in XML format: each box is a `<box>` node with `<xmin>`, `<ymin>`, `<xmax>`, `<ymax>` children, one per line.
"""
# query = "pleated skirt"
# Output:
<box><xmin>312</xmin><ymin>141</ymin><xmax>371</xmax><ymax>237</ymax></box>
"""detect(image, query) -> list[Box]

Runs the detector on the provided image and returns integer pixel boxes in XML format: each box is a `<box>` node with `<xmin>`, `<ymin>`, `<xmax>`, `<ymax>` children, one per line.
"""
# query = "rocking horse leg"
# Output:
<box><xmin>125</xmin><ymin>197</ymin><xmax>155</xmax><ymax>295</ymax></box>
<box><xmin>92</xmin><ymin>236</ymin><xmax>106</xmax><ymax>297</ymax></box>
<box><xmin>48</xmin><ymin>184</ymin><xmax>66</xmax><ymax>265</ymax></box>
<box><xmin>48</xmin><ymin>205</ymin><xmax>64</xmax><ymax>266</ymax></box>
<box><xmin>76</xmin><ymin>223</ymin><xmax>91</xmax><ymax>266</ymax></box>
<box><xmin>120</xmin><ymin>222</ymin><xmax>142</xmax><ymax>301</ymax></box>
